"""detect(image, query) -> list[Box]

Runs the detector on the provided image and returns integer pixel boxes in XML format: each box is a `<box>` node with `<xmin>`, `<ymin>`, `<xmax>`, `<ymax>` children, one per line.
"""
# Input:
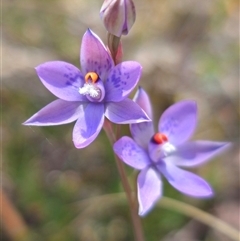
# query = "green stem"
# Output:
<box><xmin>103</xmin><ymin>119</ymin><xmax>145</xmax><ymax>241</ymax></box>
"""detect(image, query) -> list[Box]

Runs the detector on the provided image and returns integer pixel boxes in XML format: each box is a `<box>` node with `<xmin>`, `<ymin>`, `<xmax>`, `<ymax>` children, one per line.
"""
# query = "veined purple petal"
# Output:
<box><xmin>104</xmin><ymin>61</ymin><xmax>142</xmax><ymax>102</ymax></box>
<box><xmin>80</xmin><ymin>29</ymin><xmax>114</xmax><ymax>81</ymax></box>
<box><xmin>73</xmin><ymin>103</ymin><xmax>105</xmax><ymax>148</ymax></box>
<box><xmin>113</xmin><ymin>136</ymin><xmax>150</xmax><ymax>170</ymax></box>
<box><xmin>105</xmin><ymin>98</ymin><xmax>151</xmax><ymax>124</ymax></box>
<box><xmin>159</xmin><ymin>100</ymin><xmax>197</xmax><ymax>146</ymax></box>
<box><xmin>36</xmin><ymin>61</ymin><xmax>86</xmax><ymax>101</ymax></box>
<box><xmin>137</xmin><ymin>167</ymin><xmax>162</xmax><ymax>216</ymax></box>
<box><xmin>165</xmin><ymin>141</ymin><xmax>231</xmax><ymax>167</ymax></box>
<box><xmin>23</xmin><ymin>99</ymin><xmax>81</xmax><ymax>126</ymax></box>
<box><xmin>158</xmin><ymin>161</ymin><xmax>213</xmax><ymax>197</ymax></box>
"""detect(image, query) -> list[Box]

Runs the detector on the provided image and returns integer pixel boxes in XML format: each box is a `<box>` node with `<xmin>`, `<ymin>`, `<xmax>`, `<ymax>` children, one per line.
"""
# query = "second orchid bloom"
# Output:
<box><xmin>113</xmin><ymin>87</ymin><xmax>230</xmax><ymax>216</ymax></box>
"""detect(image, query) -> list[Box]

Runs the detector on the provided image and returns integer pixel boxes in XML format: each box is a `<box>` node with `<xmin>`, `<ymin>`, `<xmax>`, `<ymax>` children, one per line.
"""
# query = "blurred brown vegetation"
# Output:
<box><xmin>2</xmin><ymin>0</ymin><xmax>239</xmax><ymax>240</ymax></box>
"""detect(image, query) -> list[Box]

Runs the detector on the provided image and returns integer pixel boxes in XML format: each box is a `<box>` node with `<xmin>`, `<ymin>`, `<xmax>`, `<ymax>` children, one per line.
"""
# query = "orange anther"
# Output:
<box><xmin>85</xmin><ymin>72</ymin><xmax>99</xmax><ymax>83</ymax></box>
<box><xmin>153</xmin><ymin>133</ymin><xmax>168</xmax><ymax>144</ymax></box>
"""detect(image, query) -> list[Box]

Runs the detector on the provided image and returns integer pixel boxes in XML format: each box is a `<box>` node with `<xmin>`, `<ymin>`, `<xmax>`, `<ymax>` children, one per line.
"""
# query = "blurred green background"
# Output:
<box><xmin>3</xmin><ymin>0</ymin><xmax>239</xmax><ymax>240</ymax></box>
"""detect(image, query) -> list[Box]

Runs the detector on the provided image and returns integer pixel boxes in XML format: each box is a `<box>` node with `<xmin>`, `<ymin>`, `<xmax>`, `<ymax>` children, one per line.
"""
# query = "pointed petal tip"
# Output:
<box><xmin>73</xmin><ymin>140</ymin><xmax>90</xmax><ymax>149</ymax></box>
<box><xmin>181</xmin><ymin>181</ymin><xmax>214</xmax><ymax>198</ymax></box>
<box><xmin>195</xmin><ymin>184</ymin><xmax>214</xmax><ymax>198</ymax></box>
<box><xmin>72</xmin><ymin>132</ymin><xmax>99</xmax><ymax>149</ymax></box>
<box><xmin>138</xmin><ymin>209</ymin><xmax>147</xmax><ymax>217</ymax></box>
<box><xmin>138</xmin><ymin>204</ymin><xmax>157</xmax><ymax>217</ymax></box>
<box><xmin>222</xmin><ymin>141</ymin><xmax>232</xmax><ymax>148</ymax></box>
<box><xmin>86</xmin><ymin>28</ymin><xmax>92</xmax><ymax>33</ymax></box>
<box><xmin>22</xmin><ymin>120</ymin><xmax>28</xmax><ymax>125</ymax></box>
<box><xmin>34</xmin><ymin>62</ymin><xmax>48</xmax><ymax>72</ymax></box>
<box><xmin>85</xmin><ymin>28</ymin><xmax>94</xmax><ymax>36</ymax></box>
<box><xmin>184</xmin><ymin>187</ymin><xmax>214</xmax><ymax>199</ymax></box>
<box><xmin>216</xmin><ymin>141</ymin><xmax>232</xmax><ymax>153</ymax></box>
<box><xmin>22</xmin><ymin>118</ymin><xmax>39</xmax><ymax>126</ymax></box>
<box><xmin>34</xmin><ymin>64</ymin><xmax>42</xmax><ymax>74</ymax></box>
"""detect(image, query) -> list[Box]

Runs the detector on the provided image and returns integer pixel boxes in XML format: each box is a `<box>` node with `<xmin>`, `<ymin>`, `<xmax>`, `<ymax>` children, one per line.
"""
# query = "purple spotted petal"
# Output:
<box><xmin>104</xmin><ymin>61</ymin><xmax>142</xmax><ymax>102</ymax></box>
<box><xmin>80</xmin><ymin>29</ymin><xmax>114</xmax><ymax>80</ymax></box>
<box><xmin>73</xmin><ymin>103</ymin><xmax>105</xmax><ymax>148</ymax></box>
<box><xmin>23</xmin><ymin>99</ymin><xmax>81</xmax><ymax>126</ymax></box>
<box><xmin>130</xmin><ymin>87</ymin><xmax>154</xmax><ymax>149</ymax></box>
<box><xmin>137</xmin><ymin>167</ymin><xmax>162</xmax><ymax>216</ymax></box>
<box><xmin>105</xmin><ymin>98</ymin><xmax>150</xmax><ymax>124</ymax></box>
<box><xmin>158</xmin><ymin>161</ymin><xmax>213</xmax><ymax>197</ymax></box>
<box><xmin>36</xmin><ymin>61</ymin><xmax>85</xmax><ymax>101</ymax></box>
<box><xmin>165</xmin><ymin>141</ymin><xmax>231</xmax><ymax>167</ymax></box>
<box><xmin>113</xmin><ymin>136</ymin><xmax>150</xmax><ymax>170</ymax></box>
<box><xmin>159</xmin><ymin>100</ymin><xmax>197</xmax><ymax>146</ymax></box>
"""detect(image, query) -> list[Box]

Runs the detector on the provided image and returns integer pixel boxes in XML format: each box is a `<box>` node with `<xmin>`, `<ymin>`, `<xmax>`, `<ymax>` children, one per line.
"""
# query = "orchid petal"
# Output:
<box><xmin>80</xmin><ymin>29</ymin><xmax>114</xmax><ymax>80</ymax></box>
<box><xmin>158</xmin><ymin>161</ymin><xmax>213</xmax><ymax>197</ymax></box>
<box><xmin>137</xmin><ymin>167</ymin><xmax>162</xmax><ymax>216</ymax></box>
<box><xmin>159</xmin><ymin>100</ymin><xmax>197</xmax><ymax>145</ymax></box>
<box><xmin>133</xmin><ymin>87</ymin><xmax>153</xmax><ymax>119</ymax></box>
<box><xmin>130</xmin><ymin>87</ymin><xmax>154</xmax><ymax>149</ymax></box>
<box><xmin>165</xmin><ymin>141</ymin><xmax>231</xmax><ymax>167</ymax></box>
<box><xmin>104</xmin><ymin>61</ymin><xmax>142</xmax><ymax>102</ymax></box>
<box><xmin>73</xmin><ymin>103</ymin><xmax>104</xmax><ymax>148</ymax></box>
<box><xmin>130</xmin><ymin>122</ymin><xmax>154</xmax><ymax>150</ymax></box>
<box><xmin>35</xmin><ymin>61</ymin><xmax>85</xmax><ymax>101</ymax></box>
<box><xmin>105</xmin><ymin>98</ymin><xmax>150</xmax><ymax>124</ymax></box>
<box><xmin>113</xmin><ymin>136</ymin><xmax>151</xmax><ymax>170</ymax></box>
<box><xmin>23</xmin><ymin>99</ymin><xmax>81</xmax><ymax>126</ymax></box>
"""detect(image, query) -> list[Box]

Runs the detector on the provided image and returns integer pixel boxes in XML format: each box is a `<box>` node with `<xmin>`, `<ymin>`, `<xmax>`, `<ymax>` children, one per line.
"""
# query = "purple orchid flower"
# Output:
<box><xmin>23</xmin><ymin>29</ymin><xmax>150</xmax><ymax>148</ymax></box>
<box><xmin>113</xmin><ymin>87</ymin><xmax>230</xmax><ymax>216</ymax></box>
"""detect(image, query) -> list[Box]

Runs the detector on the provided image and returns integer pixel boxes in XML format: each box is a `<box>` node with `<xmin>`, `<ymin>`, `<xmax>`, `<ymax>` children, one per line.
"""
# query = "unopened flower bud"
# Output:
<box><xmin>100</xmin><ymin>0</ymin><xmax>136</xmax><ymax>37</ymax></box>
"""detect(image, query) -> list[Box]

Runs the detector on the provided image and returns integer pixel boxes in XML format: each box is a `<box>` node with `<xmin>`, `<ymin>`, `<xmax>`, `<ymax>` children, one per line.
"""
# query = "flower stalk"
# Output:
<box><xmin>107</xmin><ymin>33</ymin><xmax>122</xmax><ymax>64</ymax></box>
<box><xmin>103</xmin><ymin>119</ymin><xmax>145</xmax><ymax>241</ymax></box>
